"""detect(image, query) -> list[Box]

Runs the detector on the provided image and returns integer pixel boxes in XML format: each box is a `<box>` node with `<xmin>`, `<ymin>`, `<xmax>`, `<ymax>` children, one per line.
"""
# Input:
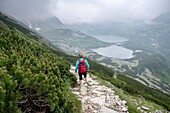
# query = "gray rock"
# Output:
<box><xmin>141</xmin><ymin>106</ymin><xmax>150</xmax><ymax>111</ymax></box>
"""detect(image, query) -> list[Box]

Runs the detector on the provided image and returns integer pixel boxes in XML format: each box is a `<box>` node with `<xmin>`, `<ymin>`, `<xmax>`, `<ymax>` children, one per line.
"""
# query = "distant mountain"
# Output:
<box><xmin>25</xmin><ymin>17</ymin><xmax>112</xmax><ymax>52</ymax></box>
<box><xmin>154</xmin><ymin>12</ymin><xmax>170</xmax><ymax>23</ymax></box>
<box><xmin>27</xmin><ymin>16</ymin><xmax>64</xmax><ymax>32</ymax></box>
<box><xmin>128</xmin><ymin>13</ymin><xmax>170</xmax><ymax>91</ymax></box>
<box><xmin>70</xmin><ymin>20</ymin><xmax>144</xmax><ymax>36</ymax></box>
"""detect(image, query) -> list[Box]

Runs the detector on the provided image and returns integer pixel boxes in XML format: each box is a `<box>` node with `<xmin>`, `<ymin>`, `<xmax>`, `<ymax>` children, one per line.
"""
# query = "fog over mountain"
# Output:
<box><xmin>0</xmin><ymin>0</ymin><xmax>170</xmax><ymax>24</ymax></box>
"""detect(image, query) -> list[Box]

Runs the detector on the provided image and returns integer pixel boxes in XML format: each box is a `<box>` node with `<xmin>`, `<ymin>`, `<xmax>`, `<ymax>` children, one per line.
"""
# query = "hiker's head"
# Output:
<box><xmin>79</xmin><ymin>52</ymin><xmax>84</xmax><ymax>58</ymax></box>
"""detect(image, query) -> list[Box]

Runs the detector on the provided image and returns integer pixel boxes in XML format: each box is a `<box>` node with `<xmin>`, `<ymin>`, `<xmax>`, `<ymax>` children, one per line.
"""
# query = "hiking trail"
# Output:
<box><xmin>70</xmin><ymin>66</ymin><xmax>128</xmax><ymax>113</ymax></box>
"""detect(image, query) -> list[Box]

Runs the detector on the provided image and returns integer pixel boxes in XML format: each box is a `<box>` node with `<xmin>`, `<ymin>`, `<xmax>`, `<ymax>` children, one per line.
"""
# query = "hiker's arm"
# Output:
<box><xmin>75</xmin><ymin>60</ymin><xmax>79</xmax><ymax>73</ymax></box>
<box><xmin>85</xmin><ymin>60</ymin><xmax>90</xmax><ymax>70</ymax></box>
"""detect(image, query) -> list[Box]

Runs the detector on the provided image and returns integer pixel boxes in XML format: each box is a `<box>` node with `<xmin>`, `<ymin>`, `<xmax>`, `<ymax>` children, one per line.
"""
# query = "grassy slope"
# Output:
<box><xmin>95</xmin><ymin>76</ymin><xmax>165</xmax><ymax>113</ymax></box>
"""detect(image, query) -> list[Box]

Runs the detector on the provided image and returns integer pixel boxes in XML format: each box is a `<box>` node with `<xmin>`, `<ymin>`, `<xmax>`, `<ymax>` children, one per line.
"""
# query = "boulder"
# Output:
<box><xmin>141</xmin><ymin>106</ymin><xmax>150</xmax><ymax>111</ymax></box>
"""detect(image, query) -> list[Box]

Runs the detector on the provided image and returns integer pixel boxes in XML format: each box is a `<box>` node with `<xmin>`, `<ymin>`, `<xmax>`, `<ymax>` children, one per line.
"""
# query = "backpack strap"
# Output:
<box><xmin>78</xmin><ymin>59</ymin><xmax>85</xmax><ymax>63</ymax></box>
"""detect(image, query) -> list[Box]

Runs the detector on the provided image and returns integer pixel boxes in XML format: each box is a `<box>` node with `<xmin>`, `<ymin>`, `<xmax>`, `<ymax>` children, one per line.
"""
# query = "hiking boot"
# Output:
<box><xmin>84</xmin><ymin>81</ymin><xmax>89</xmax><ymax>85</ymax></box>
<box><xmin>79</xmin><ymin>85</ymin><xmax>82</xmax><ymax>92</ymax></box>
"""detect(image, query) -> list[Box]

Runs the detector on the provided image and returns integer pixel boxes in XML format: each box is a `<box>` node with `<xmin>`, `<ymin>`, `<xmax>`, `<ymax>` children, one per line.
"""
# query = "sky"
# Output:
<box><xmin>0</xmin><ymin>0</ymin><xmax>170</xmax><ymax>24</ymax></box>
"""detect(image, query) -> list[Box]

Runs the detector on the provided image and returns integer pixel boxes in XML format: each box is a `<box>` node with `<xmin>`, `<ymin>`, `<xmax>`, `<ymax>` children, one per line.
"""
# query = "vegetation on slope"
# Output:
<box><xmin>0</xmin><ymin>30</ymin><xmax>80</xmax><ymax>113</ymax></box>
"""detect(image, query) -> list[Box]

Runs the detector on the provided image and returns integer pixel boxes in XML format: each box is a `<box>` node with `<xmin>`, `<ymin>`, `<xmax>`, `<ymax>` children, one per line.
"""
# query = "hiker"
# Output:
<box><xmin>75</xmin><ymin>52</ymin><xmax>90</xmax><ymax>88</ymax></box>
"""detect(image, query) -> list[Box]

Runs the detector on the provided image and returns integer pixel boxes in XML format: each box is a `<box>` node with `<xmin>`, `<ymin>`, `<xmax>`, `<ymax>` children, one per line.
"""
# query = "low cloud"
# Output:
<box><xmin>0</xmin><ymin>0</ymin><xmax>170</xmax><ymax>24</ymax></box>
<box><xmin>0</xmin><ymin>0</ymin><xmax>57</xmax><ymax>21</ymax></box>
<box><xmin>53</xmin><ymin>0</ymin><xmax>170</xmax><ymax>24</ymax></box>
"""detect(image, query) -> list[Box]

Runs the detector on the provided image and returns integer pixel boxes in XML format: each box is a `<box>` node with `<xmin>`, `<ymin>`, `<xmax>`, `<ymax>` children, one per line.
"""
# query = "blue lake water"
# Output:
<box><xmin>92</xmin><ymin>35</ymin><xmax>134</xmax><ymax>59</ymax></box>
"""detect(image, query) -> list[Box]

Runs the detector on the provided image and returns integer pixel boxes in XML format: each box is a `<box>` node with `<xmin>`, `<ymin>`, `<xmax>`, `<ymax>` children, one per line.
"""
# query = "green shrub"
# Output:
<box><xmin>0</xmin><ymin>32</ymin><xmax>78</xmax><ymax>113</ymax></box>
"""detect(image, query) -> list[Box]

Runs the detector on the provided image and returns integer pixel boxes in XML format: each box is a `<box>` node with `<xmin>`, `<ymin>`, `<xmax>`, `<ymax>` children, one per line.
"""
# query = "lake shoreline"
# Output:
<box><xmin>91</xmin><ymin>35</ymin><xmax>134</xmax><ymax>59</ymax></box>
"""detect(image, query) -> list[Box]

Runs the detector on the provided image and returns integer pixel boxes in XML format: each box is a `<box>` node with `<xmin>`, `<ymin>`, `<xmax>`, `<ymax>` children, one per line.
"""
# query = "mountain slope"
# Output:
<box><xmin>0</xmin><ymin>12</ymin><xmax>80</xmax><ymax>113</ymax></box>
<box><xmin>27</xmin><ymin>17</ymin><xmax>112</xmax><ymax>50</ymax></box>
<box><xmin>1</xmin><ymin>12</ymin><xmax>170</xmax><ymax>112</ymax></box>
<box><xmin>122</xmin><ymin>13</ymin><xmax>170</xmax><ymax>92</ymax></box>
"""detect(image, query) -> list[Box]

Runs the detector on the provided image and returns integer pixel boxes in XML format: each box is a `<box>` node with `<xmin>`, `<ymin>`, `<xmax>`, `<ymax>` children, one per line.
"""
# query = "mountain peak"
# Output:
<box><xmin>154</xmin><ymin>12</ymin><xmax>170</xmax><ymax>23</ymax></box>
<box><xmin>27</xmin><ymin>16</ymin><xmax>63</xmax><ymax>32</ymax></box>
<box><xmin>46</xmin><ymin>16</ymin><xmax>62</xmax><ymax>24</ymax></box>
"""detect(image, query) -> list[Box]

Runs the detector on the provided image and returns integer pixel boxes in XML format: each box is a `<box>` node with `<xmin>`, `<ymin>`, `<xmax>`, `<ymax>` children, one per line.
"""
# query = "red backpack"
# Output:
<box><xmin>78</xmin><ymin>59</ymin><xmax>87</xmax><ymax>73</ymax></box>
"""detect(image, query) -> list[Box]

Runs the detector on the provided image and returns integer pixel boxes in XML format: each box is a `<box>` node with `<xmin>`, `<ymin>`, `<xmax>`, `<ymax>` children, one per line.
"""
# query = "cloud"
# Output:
<box><xmin>0</xmin><ymin>0</ymin><xmax>170</xmax><ymax>23</ymax></box>
<box><xmin>0</xmin><ymin>0</ymin><xmax>57</xmax><ymax>21</ymax></box>
<box><xmin>53</xmin><ymin>0</ymin><xmax>170</xmax><ymax>24</ymax></box>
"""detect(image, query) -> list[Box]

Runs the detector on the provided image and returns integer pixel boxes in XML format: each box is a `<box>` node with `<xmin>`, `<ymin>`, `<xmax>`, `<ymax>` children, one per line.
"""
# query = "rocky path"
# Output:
<box><xmin>70</xmin><ymin>66</ymin><xmax>128</xmax><ymax>113</ymax></box>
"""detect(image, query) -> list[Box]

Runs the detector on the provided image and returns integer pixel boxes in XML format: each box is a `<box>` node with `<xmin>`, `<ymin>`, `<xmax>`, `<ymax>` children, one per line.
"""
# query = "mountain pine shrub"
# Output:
<box><xmin>0</xmin><ymin>31</ymin><xmax>77</xmax><ymax>113</ymax></box>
